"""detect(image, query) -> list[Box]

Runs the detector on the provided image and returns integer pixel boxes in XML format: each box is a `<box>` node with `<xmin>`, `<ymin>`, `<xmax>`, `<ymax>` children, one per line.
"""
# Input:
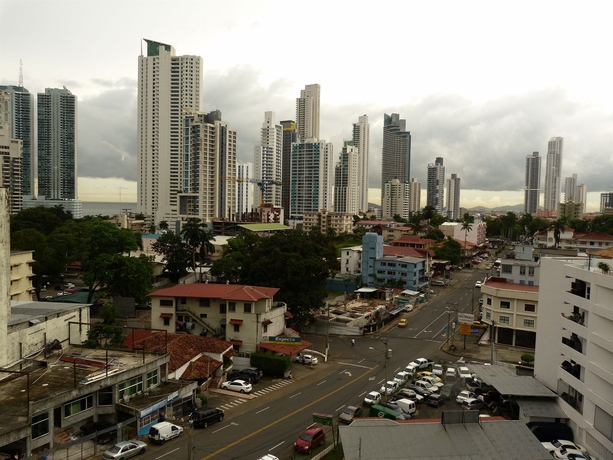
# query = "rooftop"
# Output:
<box><xmin>149</xmin><ymin>283</ymin><xmax>279</xmax><ymax>301</ymax></box>
<box><xmin>483</xmin><ymin>279</ymin><xmax>539</xmax><ymax>293</ymax></box>
<box><xmin>9</xmin><ymin>300</ymin><xmax>91</xmax><ymax>326</ymax></box>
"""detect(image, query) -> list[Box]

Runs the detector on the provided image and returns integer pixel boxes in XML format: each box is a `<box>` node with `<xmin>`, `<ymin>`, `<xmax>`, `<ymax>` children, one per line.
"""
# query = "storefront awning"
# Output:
<box><xmin>160</xmin><ymin>313</ymin><xmax>173</xmax><ymax>319</ymax></box>
<box><xmin>262</xmin><ymin>319</ymin><xmax>273</xmax><ymax>326</ymax></box>
<box><xmin>258</xmin><ymin>339</ymin><xmax>313</xmax><ymax>356</ymax></box>
<box><xmin>229</xmin><ymin>319</ymin><xmax>243</xmax><ymax>325</ymax></box>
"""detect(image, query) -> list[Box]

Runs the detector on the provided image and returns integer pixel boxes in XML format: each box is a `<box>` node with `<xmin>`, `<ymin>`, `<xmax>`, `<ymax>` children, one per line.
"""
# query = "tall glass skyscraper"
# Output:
<box><xmin>543</xmin><ymin>137</ymin><xmax>563</xmax><ymax>211</ymax></box>
<box><xmin>381</xmin><ymin>113</ymin><xmax>411</xmax><ymax>205</ymax></box>
<box><xmin>524</xmin><ymin>151</ymin><xmax>541</xmax><ymax>214</ymax></box>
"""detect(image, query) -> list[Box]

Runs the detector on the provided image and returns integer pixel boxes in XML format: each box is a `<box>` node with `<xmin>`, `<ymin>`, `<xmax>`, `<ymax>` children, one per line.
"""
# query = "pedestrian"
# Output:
<box><xmin>351</xmin><ymin>338</ymin><xmax>355</xmax><ymax>347</ymax></box>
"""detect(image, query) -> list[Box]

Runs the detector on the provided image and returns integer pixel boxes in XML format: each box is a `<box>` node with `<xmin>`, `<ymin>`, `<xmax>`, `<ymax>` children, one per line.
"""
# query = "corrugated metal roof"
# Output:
<box><xmin>149</xmin><ymin>283</ymin><xmax>279</xmax><ymax>301</ymax></box>
<box><xmin>340</xmin><ymin>418</ymin><xmax>552</xmax><ymax>460</ymax></box>
<box><xmin>468</xmin><ymin>364</ymin><xmax>556</xmax><ymax>397</ymax></box>
<box><xmin>517</xmin><ymin>399</ymin><xmax>568</xmax><ymax>419</ymax></box>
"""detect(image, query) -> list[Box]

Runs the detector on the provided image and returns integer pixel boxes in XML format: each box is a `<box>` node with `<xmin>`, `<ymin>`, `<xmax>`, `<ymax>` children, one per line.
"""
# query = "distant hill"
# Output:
<box><xmin>468</xmin><ymin>204</ymin><xmax>524</xmax><ymax>212</ymax></box>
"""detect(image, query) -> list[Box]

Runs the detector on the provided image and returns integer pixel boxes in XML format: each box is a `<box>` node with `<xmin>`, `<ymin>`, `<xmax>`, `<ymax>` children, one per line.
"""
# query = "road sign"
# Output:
<box><xmin>459</xmin><ymin>324</ymin><xmax>472</xmax><ymax>335</ymax></box>
<box><xmin>312</xmin><ymin>412</ymin><xmax>334</xmax><ymax>426</ymax></box>
<box><xmin>457</xmin><ymin>313</ymin><xmax>474</xmax><ymax>324</ymax></box>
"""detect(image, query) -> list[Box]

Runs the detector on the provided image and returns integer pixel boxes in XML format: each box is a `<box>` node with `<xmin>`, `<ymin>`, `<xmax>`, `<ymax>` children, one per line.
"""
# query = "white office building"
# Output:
<box><xmin>409</xmin><ymin>178</ymin><xmax>421</xmax><ymax>214</ymax></box>
<box><xmin>427</xmin><ymin>157</ymin><xmax>445</xmax><ymax>215</ymax></box>
<box><xmin>381</xmin><ymin>179</ymin><xmax>410</xmax><ymax>220</ymax></box>
<box><xmin>254</xmin><ymin>111</ymin><xmax>283</xmax><ymax>208</ymax></box>
<box><xmin>296</xmin><ymin>84</ymin><xmax>320</xmax><ymax>140</ymax></box>
<box><xmin>543</xmin><ymin>137</ymin><xmax>563</xmax><ymax>211</ymax></box>
<box><xmin>535</xmin><ymin>257</ymin><xmax>613</xmax><ymax>459</ymax></box>
<box><xmin>353</xmin><ymin>115</ymin><xmax>370</xmax><ymax>213</ymax></box>
<box><xmin>0</xmin><ymin>90</ymin><xmax>23</xmax><ymax>214</ymax></box>
<box><xmin>137</xmin><ymin>39</ymin><xmax>203</xmax><ymax>226</ymax></box>
<box><xmin>334</xmin><ymin>141</ymin><xmax>359</xmax><ymax>215</ymax></box>
<box><xmin>446</xmin><ymin>173</ymin><xmax>461</xmax><ymax>220</ymax></box>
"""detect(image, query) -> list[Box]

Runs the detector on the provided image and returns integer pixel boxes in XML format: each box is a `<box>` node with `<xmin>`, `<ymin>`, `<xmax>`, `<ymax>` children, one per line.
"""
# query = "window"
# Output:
<box><xmin>180</xmin><ymin>297</ymin><xmax>187</xmax><ymax>305</ymax></box>
<box><xmin>499</xmin><ymin>316</ymin><xmax>510</xmax><ymax>324</ymax></box>
<box><xmin>220</xmin><ymin>303</ymin><xmax>226</xmax><ymax>314</ymax></box>
<box><xmin>32</xmin><ymin>412</ymin><xmax>49</xmax><ymax>439</ymax></box>
<box><xmin>199</xmin><ymin>298</ymin><xmax>210</xmax><ymax>307</ymax></box>
<box><xmin>200</xmin><ymin>313</ymin><xmax>207</xmax><ymax>319</ymax></box>
<box><xmin>163</xmin><ymin>317</ymin><xmax>170</xmax><ymax>326</ymax></box>
<box><xmin>147</xmin><ymin>370</ymin><xmax>159</xmax><ymax>388</ymax></box>
<box><xmin>119</xmin><ymin>377</ymin><xmax>143</xmax><ymax>399</ymax></box>
<box><xmin>98</xmin><ymin>387</ymin><xmax>113</xmax><ymax>406</ymax></box>
<box><xmin>594</xmin><ymin>405</ymin><xmax>613</xmax><ymax>442</ymax></box>
<box><xmin>486</xmin><ymin>297</ymin><xmax>492</xmax><ymax>305</ymax></box>
<box><xmin>233</xmin><ymin>324</ymin><xmax>240</xmax><ymax>332</ymax></box>
<box><xmin>160</xmin><ymin>299</ymin><xmax>173</xmax><ymax>307</ymax></box>
<box><xmin>500</xmin><ymin>301</ymin><xmax>511</xmax><ymax>309</ymax></box>
<box><xmin>228</xmin><ymin>302</ymin><xmax>236</xmax><ymax>312</ymax></box>
<box><xmin>501</xmin><ymin>265</ymin><xmax>512</xmax><ymax>274</ymax></box>
<box><xmin>524</xmin><ymin>303</ymin><xmax>536</xmax><ymax>312</ymax></box>
<box><xmin>520</xmin><ymin>266</ymin><xmax>526</xmax><ymax>275</ymax></box>
<box><xmin>523</xmin><ymin>319</ymin><xmax>535</xmax><ymax>328</ymax></box>
<box><xmin>528</xmin><ymin>267</ymin><xmax>535</xmax><ymax>276</ymax></box>
<box><xmin>244</xmin><ymin>303</ymin><xmax>252</xmax><ymax>313</ymax></box>
<box><xmin>486</xmin><ymin>311</ymin><xmax>491</xmax><ymax>320</ymax></box>
<box><xmin>64</xmin><ymin>395</ymin><xmax>94</xmax><ymax>418</ymax></box>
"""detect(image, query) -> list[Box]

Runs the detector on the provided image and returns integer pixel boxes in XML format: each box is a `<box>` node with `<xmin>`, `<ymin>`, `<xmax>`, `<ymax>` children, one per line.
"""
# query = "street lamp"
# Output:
<box><xmin>446</xmin><ymin>302</ymin><xmax>459</xmax><ymax>351</ymax></box>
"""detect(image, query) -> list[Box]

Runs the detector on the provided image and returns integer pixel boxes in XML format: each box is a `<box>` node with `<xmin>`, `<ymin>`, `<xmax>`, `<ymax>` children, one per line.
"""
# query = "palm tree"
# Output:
<box><xmin>461</xmin><ymin>219</ymin><xmax>473</xmax><ymax>260</ymax></box>
<box><xmin>552</xmin><ymin>217</ymin><xmax>568</xmax><ymax>248</ymax></box>
<box><xmin>159</xmin><ymin>220</ymin><xmax>169</xmax><ymax>231</ymax></box>
<box><xmin>181</xmin><ymin>218</ymin><xmax>215</xmax><ymax>278</ymax></box>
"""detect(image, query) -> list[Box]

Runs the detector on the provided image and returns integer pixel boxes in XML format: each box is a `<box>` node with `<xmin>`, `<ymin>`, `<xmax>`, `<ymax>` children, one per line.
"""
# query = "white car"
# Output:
<box><xmin>396</xmin><ymin>388</ymin><xmax>425</xmax><ymax>403</ymax></box>
<box><xmin>295</xmin><ymin>354</ymin><xmax>318</xmax><ymax>365</ymax></box>
<box><xmin>413</xmin><ymin>379</ymin><xmax>438</xmax><ymax>393</ymax></box>
<box><xmin>456</xmin><ymin>390</ymin><xmax>477</xmax><ymax>404</ymax></box>
<box><xmin>363</xmin><ymin>391</ymin><xmax>382</xmax><ymax>406</ymax></box>
<box><xmin>379</xmin><ymin>380</ymin><xmax>399</xmax><ymax>395</ymax></box>
<box><xmin>420</xmin><ymin>375</ymin><xmax>444</xmax><ymax>388</ymax></box>
<box><xmin>542</xmin><ymin>440</ymin><xmax>589</xmax><ymax>459</ymax></box>
<box><xmin>432</xmin><ymin>364</ymin><xmax>444</xmax><ymax>377</ymax></box>
<box><xmin>475</xmin><ymin>281</ymin><xmax>482</xmax><ymax>288</ymax></box>
<box><xmin>458</xmin><ymin>367</ymin><xmax>472</xmax><ymax>380</ymax></box>
<box><xmin>221</xmin><ymin>379</ymin><xmax>252</xmax><ymax>393</ymax></box>
<box><xmin>393</xmin><ymin>372</ymin><xmax>409</xmax><ymax>386</ymax></box>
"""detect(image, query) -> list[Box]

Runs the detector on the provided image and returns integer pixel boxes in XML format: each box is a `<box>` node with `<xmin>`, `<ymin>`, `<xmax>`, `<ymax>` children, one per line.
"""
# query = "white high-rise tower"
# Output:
<box><xmin>543</xmin><ymin>137</ymin><xmax>563</xmax><ymax>211</ymax></box>
<box><xmin>446</xmin><ymin>173</ymin><xmax>461</xmax><ymax>220</ymax></box>
<box><xmin>137</xmin><ymin>39</ymin><xmax>203</xmax><ymax>226</ymax></box>
<box><xmin>352</xmin><ymin>115</ymin><xmax>370</xmax><ymax>213</ymax></box>
<box><xmin>427</xmin><ymin>157</ymin><xmax>445</xmax><ymax>215</ymax></box>
<box><xmin>296</xmin><ymin>84</ymin><xmax>320</xmax><ymax>140</ymax></box>
<box><xmin>254</xmin><ymin>111</ymin><xmax>283</xmax><ymax>208</ymax></box>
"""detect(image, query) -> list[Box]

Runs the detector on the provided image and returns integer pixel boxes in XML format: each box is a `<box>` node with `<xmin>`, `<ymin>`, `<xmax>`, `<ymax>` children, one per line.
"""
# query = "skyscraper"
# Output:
<box><xmin>37</xmin><ymin>87</ymin><xmax>77</xmax><ymax>202</ymax></box>
<box><xmin>352</xmin><ymin>115</ymin><xmax>370</xmax><ymax>213</ymax></box>
<box><xmin>409</xmin><ymin>178</ymin><xmax>421</xmax><ymax>214</ymax></box>
<box><xmin>564</xmin><ymin>173</ymin><xmax>577</xmax><ymax>202</ymax></box>
<box><xmin>0</xmin><ymin>90</ymin><xmax>23</xmax><ymax>213</ymax></box>
<box><xmin>0</xmin><ymin>85</ymin><xmax>35</xmax><ymax>197</ymax></box>
<box><xmin>254</xmin><ymin>111</ymin><xmax>283</xmax><ymax>208</ymax></box>
<box><xmin>334</xmin><ymin>141</ymin><xmax>359</xmax><ymax>214</ymax></box>
<box><xmin>543</xmin><ymin>137</ymin><xmax>563</xmax><ymax>211</ymax></box>
<box><xmin>524</xmin><ymin>151</ymin><xmax>541</xmax><ymax>214</ymax></box>
<box><xmin>382</xmin><ymin>179</ymin><xmax>410</xmax><ymax>220</ymax></box>
<box><xmin>446</xmin><ymin>173</ymin><xmax>461</xmax><ymax>220</ymax></box>
<box><xmin>426</xmin><ymin>157</ymin><xmax>445</xmax><ymax>215</ymax></box>
<box><xmin>289</xmin><ymin>139</ymin><xmax>333</xmax><ymax>221</ymax></box>
<box><xmin>236</xmin><ymin>162</ymin><xmax>252</xmax><ymax>221</ymax></box>
<box><xmin>138</xmin><ymin>39</ymin><xmax>203</xmax><ymax>226</ymax></box>
<box><xmin>575</xmin><ymin>183</ymin><xmax>588</xmax><ymax>213</ymax></box>
<box><xmin>178</xmin><ymin>109</ymin><xmax>236</xmax><ymax>222</ymax></box>
<box><xmin>280</xmin><ymin>120</ymin><xmax>297</xmax><ymax>215</ymax></box>
<box><xmin>381</xmin><ymin>113</ymin><xmax>411</xmax><ymax>204</ymax></box>
<box><xmin>296</xmin><ymin>84</ymin><xmax>320</xmax><ymax>140</ymax></box>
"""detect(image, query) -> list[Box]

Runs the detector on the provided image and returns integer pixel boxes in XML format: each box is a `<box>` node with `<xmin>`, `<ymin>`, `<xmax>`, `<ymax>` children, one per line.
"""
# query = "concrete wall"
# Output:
<box><xmin>0</xmin><ymin>189</ymin><xmax>9</xmax><ymax>362</ymax></box>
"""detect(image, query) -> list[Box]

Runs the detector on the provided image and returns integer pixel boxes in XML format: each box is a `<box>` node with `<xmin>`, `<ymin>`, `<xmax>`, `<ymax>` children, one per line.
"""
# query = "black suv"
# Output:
<box><xmin>190</xmin><ymin>408</ymin><xmax>224</xmax><ymax>428</ymax></box>
<box><xmin>239</xmin><ymin>367</ymin><xmax>263</xmax><ymax>383</ymax></box>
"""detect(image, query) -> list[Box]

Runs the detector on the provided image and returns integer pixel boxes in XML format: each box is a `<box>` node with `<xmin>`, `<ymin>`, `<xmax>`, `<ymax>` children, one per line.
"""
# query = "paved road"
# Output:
<box><xmin>137</xmin><ymin>269</ymin><xmax>496</xmax><ymax>460</ymax></box>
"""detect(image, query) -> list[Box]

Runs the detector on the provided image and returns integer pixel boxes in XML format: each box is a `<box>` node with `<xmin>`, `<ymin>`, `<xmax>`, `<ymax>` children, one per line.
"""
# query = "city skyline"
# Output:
<box><xmin>1</xmin><ymin>1</ymin><xmax>611</xmax><ymax>211</ymax></box>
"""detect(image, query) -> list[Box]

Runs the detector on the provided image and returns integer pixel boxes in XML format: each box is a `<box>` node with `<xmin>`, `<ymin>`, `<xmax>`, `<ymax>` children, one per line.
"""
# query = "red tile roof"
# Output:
<box><xmin>383</xmin><ymin>246</ymin><xmax>429</xmax><ymax>258</ymax></box>
<box><xmin>573</xmin><ymin>231</ymin><xmax>613</xmax><ymax>241</ymax></box>
<box><xmin>392</xmin><ymin>235</ymin><xmax>436</xmax><ymax>245</ymax></box>
<box><xmin>149</xmin><ymin>283</ymin><xmax>279</xmax><ymax>301</ymax></box>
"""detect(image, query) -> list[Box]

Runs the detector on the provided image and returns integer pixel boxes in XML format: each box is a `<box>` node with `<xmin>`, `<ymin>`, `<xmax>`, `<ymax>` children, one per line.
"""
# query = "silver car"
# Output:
<box><xmin>103</xmin><ymin>441</ymin><xmax>146</xmax><ymax>460</ymax></box>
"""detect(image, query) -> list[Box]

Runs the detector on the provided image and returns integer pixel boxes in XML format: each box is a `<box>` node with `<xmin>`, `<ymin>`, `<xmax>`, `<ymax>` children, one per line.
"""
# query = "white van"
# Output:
<box><xmin>148</xmin><ymin>422</ymin><xmax>183</xmax><ymax>444</ymax></box>
<box><xmin>394</xmin><ymin>398</ymin><xmax>416</xmax><ymax>415</ymax></box>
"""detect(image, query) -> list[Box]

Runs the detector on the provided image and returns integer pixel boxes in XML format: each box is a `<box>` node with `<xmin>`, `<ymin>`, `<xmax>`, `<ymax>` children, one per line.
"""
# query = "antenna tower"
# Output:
<box><xmin>19</xmin><ymin>59</ymin><xmax>23</xmax><ymax>87</ymax></box>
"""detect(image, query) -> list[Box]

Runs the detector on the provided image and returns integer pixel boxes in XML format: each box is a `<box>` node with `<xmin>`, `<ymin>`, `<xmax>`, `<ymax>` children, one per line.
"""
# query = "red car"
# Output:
<box><xmin>293</xmin><ymin>426</ymin><xmax>325</xmax><ymax>454</ymax></box>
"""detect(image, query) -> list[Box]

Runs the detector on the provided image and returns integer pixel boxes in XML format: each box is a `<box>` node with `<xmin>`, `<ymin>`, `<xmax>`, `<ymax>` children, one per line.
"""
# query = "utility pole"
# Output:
<box><xmin>490</xmin><ymin>321</ymin><xmax>496</xmax><ymax>365</ymax></box>
<box><xmin>383</xmin><ymin>338</ymin><xmax>390</xmax><ymax>402</ymax></box>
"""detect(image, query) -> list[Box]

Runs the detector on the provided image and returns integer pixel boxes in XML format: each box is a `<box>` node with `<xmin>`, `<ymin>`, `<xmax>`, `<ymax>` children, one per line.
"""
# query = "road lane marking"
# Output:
<box><xmin>212</xmin><ymin>425</ymin><xmax>232</xmax><ymax>433</ymax></box>
<box><xmin>335</xmin><ymin>405</ymin><xmax>345</xmax><ymax>411</ymax></box>
<box><xmin>256</xmin><ymin>407</ymin><xmax>270</xmax><ymax>414</ymax></box>
<box><xmin>337</xmin><ymin>362</ymin><xmax>373</xmax><ymax>369</ymax></box>
<box><xmin>289</xmin><ymin>392</ymin><xmax>301</xmax><ymax>398</ymax></box>
<box><xmin>156</xmin><ymin>448</ymin><xmax>180</xmax><ymax>459</ymax></box>
<box><xmin>201</xmin><ymin>364</ymin><xmax>379</xmax><ymax>460</ymax></box>
<box><xmin>338</xmin><ymin>369</ymin><xmax>348</xmax><ymax>374</ymax></box>
<box><xmin>270</xmin><ymin>441</ymin><xmax>284</xmax><ymax>451</ymax></box>
<box><xmin>317</xmin><ymin>380</ymin><xmax>327</xmax><ymax>385</ymax></box>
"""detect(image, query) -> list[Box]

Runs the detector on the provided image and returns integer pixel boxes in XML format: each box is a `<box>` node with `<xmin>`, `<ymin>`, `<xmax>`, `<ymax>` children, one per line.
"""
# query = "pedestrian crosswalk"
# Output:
<box><xmin>217</xmin><ymin>379</ymin><xmax>294</xmax><ymax>411</ymax></box>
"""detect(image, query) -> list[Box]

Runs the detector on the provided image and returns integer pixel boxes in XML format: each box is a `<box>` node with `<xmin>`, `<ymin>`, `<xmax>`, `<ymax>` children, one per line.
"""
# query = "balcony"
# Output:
<box><xmin>562</xmin><ymin>310</ymin><xmax>586</xmax><ymax>326</ymax></box>
<box><xmin>561</xmin><ymin>360</ymin><xmax>582</xmax><ymax>381</ymax></box>
<box><xmin>561</xmin><ymin>333</ymin><xmax>584</xmax><ymax>353</ymax></box>
<box><xmin>557</xmin><ymin>379</ymin><xmax>584</xmax><ymax>414</ymax></box>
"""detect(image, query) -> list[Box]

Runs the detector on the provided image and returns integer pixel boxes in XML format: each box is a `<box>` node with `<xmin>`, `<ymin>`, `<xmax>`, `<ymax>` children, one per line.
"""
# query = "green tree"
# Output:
<box><xmin>10</xmin><ymin>206</ymin><xmax>65</xmax><ymax>235</ymax></box>
<box><xmin>422</xmin><ymin>205</ymin><xmax>435</xmax><ymax>222</ymax></box>
<box><xmin>552</xmin><ymin>217</ymin><xmax>568</xmax><ymax>248</ymax></box>
<box><xmin>87</xmin><ymin>253</ymin><xmax>154</xmax><ymax>303</ymax></box>
<box><xmin>181</xmin><ymin>218</ymin><xmax>215</xmax><ymax>275</ymax></box>
<box><xmin>433</xmin><ymin>237</ymin><xmax>462</xmax><ymax>265</ymax></box>
<box><xmin>409</xmin><ymin>211</ymin><xmax>424</xmax><ymax>234</ymax></box>
<box><xmin>83</xmin><ymin>303</ymin><xmax>126</xmax><ymax>349</ymax></box>
<box><xmin>159</xmin><ymin>220</ymin><xmax>169</xmax><ymax>231</ymax></box>
<box><xmin>425</xmin><ymin>229</ymin><xmax>445</xmax><ymax>242</ymax></box>
<box><xmin>568</xmin><ymin>218</ymin><xmax>591</xmax><ymax>233</ymax></box>
<box><xmin>430</xmin><ymin>213</ymin><xmax>447</xmax><ymax>228</ymax></box>
<box><xmin>461</xmin><ymin>219</ymin><xmax>473</xmax><ymax>260</ymax></box>
<box><xmin>151</xmin><ymin>231</ymin><xmax>192</xmax><ymax>282</ymax></box>
<box><xmin>597</xmin><ymin>262</ymin><xmax>610</xmax><ymax>274</ymax></box>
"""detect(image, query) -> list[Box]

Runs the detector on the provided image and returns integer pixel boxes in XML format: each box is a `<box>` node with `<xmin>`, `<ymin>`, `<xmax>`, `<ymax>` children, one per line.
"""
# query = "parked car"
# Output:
<box><xmin>294</xmin><ymin>426</ymin><xmax>325</xmax><ymax>454</ymax></box>
<box><xmin>461</xmin><ymin>397</ymin><xmax>487</xmax><ymax>411</ymax></box>
<box><xmin>420</xmin><ymin>375</ymin><xmax>444</xmax><ymax>388</ymax></box>
<box><xmin>542</xmin><ymin>440</ymin><xmax>588</xmax><ymax>457</ymax></box>
<box><xmin>475</xmin><ymin>281</ymin><xmax>482</xmax><ymax>288</ymax></box>
<box><xmin>415</xmin><ymin>358</ymin><xmax>434</xmax><ymax>369</ymax></box>
<box><xmin>404</xmin><ymin>362</ymin><xmax>419</xmax><ymax>377</ymax></box>
<box><xmin>527</xmin><ymin>422</ymin><xmax>574</xmax><ymax>443</ymax></box>
<box><xmin>432</xmin><ymin>364</ymin><xmax>444</xmax><ymax>377</ymax></box>
<box><xmin>189</xmin><ymin>408</ymin><xmax>224</xmax><ymax>428</ymax></box>
<box><xmin>456</xmin><ymin>390</ymin><xmax>477</xmax><ymax>404</ymax></box>
<box><xmin>339</xmin><ymin>406</ymin><xmax>363</xmax><ymax>424</ymax></box>
<box><xmin>221</xmin><ymin>379</ymin><xmax>252</xmax><ymax>393</ymax></box>
<box><xmin>393</xmin><ymin>372</ymin><xmax>409</xmax><ymax>386</ymax></box>
<box><xmin>427</xmin><ymin>394</ymin><xmax>446</xmax><ymax>408</ymax></box>
<box><xmin>430</xmin><ymin>280</ymin><xmax>446</xmax><ymax>286</ymax></box>
<box><xmin>458</xmin><ymin>367</ymin><xmax>472</xmax><ymax>380</ymax></box>
<box><xmin>412</xmin><ymin>379</ymin><xmax>438</xmax><ymax>393</ymax></box>
<box><xmin>395</xmin><ymin>388</ymin><xmax>424</xmax><ymax>403</ymax></box>
<box><xmin>445</xmin><ymin>367</ymin><xmax>457</xmax><ymax>381</ymax></box>
<box><xmin>238</xmin><ymin>367</ymin><xmax>263</xmax><ymax>382</ymax></box>
<box><xmin>379</xmin><ymin>380</ymin><xmax>400</xmax><ymax>395</ymax></box>
<box><xmin>148</xmin><ymin>422</ymin><xmax>183</xmax><ymax>444</ymax></box>
<box><xmin>295</xmin><ymin>354</ymin><xmax>318</xmax><ymax>365</ymax></box>
<box><xmin>369</xmin><ymin>404</ymin><xmax>409</xmax><ymax>420</ymax></box>
<box><xmin>363</xmin><ymin>391</ymin><xmax>382</xmax><ymax>406</ymax></box>
<box><xmin>103</xmin><ymin>441</ymin><xmax>146</xmax><ymax>460</ymax></box>
<box><xmin>406</xmin><ymin>384</ymin><xmax>432</xmax><ymax>398</ymax></box>
<box><xmin>398</xmin><ymin>318</ymin><xmax>408</xmax><ymax>328</ymax></box>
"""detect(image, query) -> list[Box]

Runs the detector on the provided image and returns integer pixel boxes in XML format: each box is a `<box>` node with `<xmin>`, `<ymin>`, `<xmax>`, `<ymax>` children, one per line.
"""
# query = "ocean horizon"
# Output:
<box><xmin>82</xmin><ymin>201</ymin><xmax>137</xmax><ymax>216</ymax></box>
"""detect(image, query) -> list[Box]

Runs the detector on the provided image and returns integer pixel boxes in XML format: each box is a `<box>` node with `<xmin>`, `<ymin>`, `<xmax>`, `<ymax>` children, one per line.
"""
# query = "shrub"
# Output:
<box><xmin>520</xmin><ymin>353</ymin><xmax>534</xmax><ymax>366</ymax></box>
<box><xmin>251</xmin><ymin>352</ymin><xmax>290</xmax><ymax>376</ymax></box>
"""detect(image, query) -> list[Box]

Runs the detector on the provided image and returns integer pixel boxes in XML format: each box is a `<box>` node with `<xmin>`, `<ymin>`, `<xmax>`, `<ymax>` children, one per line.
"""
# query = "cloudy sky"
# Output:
<box><xmin>1</xmin><ymin>0</ymin><xmax>612</xmax><ymax>211</ymax></box>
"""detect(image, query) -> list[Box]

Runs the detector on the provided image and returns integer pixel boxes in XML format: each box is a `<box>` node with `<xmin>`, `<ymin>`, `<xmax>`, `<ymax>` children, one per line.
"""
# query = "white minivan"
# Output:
<box><xmin>148</xmin><ymin>422</ymin><xmax>183</xmax><ymax>444</ymax></box>
<box><xmin>394</xmin><ymin>398</ymin><xmax>416</xmax><ymax>415</ymax></box>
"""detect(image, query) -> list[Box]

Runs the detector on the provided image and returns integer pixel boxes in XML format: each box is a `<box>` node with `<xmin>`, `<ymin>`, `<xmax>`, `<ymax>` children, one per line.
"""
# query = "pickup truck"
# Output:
<box><xmin>414</xmin><ymin>358</ymin><xmax>435</xmax><ymax>369</ymax></box>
